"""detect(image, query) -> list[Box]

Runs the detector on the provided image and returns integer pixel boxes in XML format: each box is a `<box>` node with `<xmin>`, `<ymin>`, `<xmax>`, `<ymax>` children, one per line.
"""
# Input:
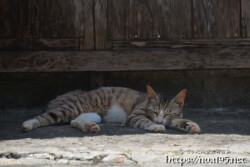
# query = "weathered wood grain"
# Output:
<box><xmin>43</xmin><ymin>0</ymin><xmax>85</xmax><ymax>38</ymax></box>
<box><xmin>193</xmin><ymin>0</ymin><xmax>240</xmax><ymax>38</ymax></box>
<box><xmin>108</xmin><ymin>0</ymin><xmax>135</xmax><ymax>40</ymax></box>
<box><xmin>95</xmin><ymin>0</ymin><xmax>112</xmax><ymax>50</ymax></box>
<box><xmin>113</xmin><ymin>39</ymin><xmax>250</xmax><ymax>49</ymax></box>
<box><xmin>135</xmin><ymin>0</ymin><xmax>192</xmax><ymax>40</ymax></box>
<box><xmin>242</xmin><ymin>0</ymin><xmax>250</xmax><ymax>38</ymax></box>
<box><xmin>81</xmin><ymin>0</ymin><xmax>94</xmax><ymax>50</ymax></box>
<box><xmin>0</xmin><ymin>0</ymin><xmax>21</xmax><ymax>38</ymax></box>
<box><xmin>20</xmin><ymin>0</ymin><xmax>43</xmax><ymax>38</ymax></box>
<box><xmin>0</xmin><ymin>39</ymin><xmax>79</xmax><ymax>51</ymax></box>
<box><xmin>0</xmin><ymin>49</ymin><xmax>249</xmax><ymax>72</ymax></box>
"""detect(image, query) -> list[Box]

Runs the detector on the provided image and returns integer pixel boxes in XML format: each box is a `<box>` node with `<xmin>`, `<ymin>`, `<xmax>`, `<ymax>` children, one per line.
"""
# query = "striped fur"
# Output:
<box><xmin>22</xmin><ymin>85</ymin><xmax>200</xmax><ymax>133</ymax></box>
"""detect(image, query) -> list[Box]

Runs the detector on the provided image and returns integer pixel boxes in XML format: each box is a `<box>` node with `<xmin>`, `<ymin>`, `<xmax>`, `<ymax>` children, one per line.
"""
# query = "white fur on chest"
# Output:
<box><xmin>103</xmin><ymin>104</ymin><xmax>127</xmax><ymax>125</ymax></box>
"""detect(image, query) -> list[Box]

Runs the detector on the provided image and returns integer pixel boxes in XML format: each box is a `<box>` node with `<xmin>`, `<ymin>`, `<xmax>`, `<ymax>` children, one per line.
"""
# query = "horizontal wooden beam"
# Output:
<box><xmin>113</xmin><ymin>39</ymin><xmax>250</xmax><ymax>49</ymax></box>
<box><xmin>0</xmin><ymin>39</ymin><xmax>79</xmax><ymax>51</ymax></box>
<box><xmin>0</xmin><ymin>48</ymin><xmax>249</xmax><ymax>72</ymax></box>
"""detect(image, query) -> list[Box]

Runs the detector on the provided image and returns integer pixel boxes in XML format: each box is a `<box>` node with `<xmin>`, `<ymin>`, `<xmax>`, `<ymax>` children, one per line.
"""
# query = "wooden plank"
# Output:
<box><xmin>2</xmin><ymin>38</ymin><xmax>249</xmax><ymax>51</ymax></box>
<box><xmin>20</xmin><ymin>0</ymin><xmax>43</xmax><ymax>38</ymax></box>
<box><xmin>113</xmin><ymin>39</ymin><xmax>250</xmax><ymax>49</ymax></box>
<box><xmin>135</xmin><ymin>0</ymin><xmax>192</xmax><ymax>40</ymax></box>
<box><xmin>108</xmin><ymin>0</ymin><xmax>135</xmax><ymax>40</ymax></box>
<box><xmin>0</xmin><ymin>49</ymin><xmax>249</xmax><ymax>72</ymax></box>
<box><xmin>0</xmin><ymin>39</ymin><xmax>79</xmax><ymax>51</ymax></box>
<box><xmin>0</xmin><ymin>0</ymin><xmax>21</xmax><ymax>38</ymax></box>
<box><xmin>94</xmin><ymin>0</ymin><xmax>112</xmax><ymax>50</ymax></box>
<box><xmin>242</xmin><ymin>0</ymin><xmax>250</xmax><ymax>38</ymax></box>
<box><xmin>81</xmin><ymin>0</ymin><xmax>94</xmax><ymax>50</ymax></box>
<box><xmin>193</xmin><ymin>0</ymin><xmax>240</xmax><ymax>38</ymax></box>
<box><xmin>43</xmin><ymin>0</ymin><xmax>85</xmax><ymax>38</ymax></box>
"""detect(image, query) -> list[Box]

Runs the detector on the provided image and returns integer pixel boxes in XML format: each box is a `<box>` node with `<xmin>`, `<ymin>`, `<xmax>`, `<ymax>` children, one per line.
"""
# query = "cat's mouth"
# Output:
<box><xmin>155</xmin><ymin>120</ymin><xmax>168</xmax><ymax>126</ymax></box>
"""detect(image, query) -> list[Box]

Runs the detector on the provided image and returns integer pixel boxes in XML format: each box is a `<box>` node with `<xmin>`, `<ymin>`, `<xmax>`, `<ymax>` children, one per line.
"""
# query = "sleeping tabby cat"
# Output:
<box><xmin>23</xmin><ymin>85</ymin><xmax>200</xmax><ymax>134</ymax></box>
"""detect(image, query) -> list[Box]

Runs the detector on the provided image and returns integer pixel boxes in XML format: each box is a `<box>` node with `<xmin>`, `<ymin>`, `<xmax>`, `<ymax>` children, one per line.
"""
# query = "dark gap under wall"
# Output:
<box><xmin>0</xmin><ymin>69</ymin><xmax>249</xmax><ymax>109</ymax></box>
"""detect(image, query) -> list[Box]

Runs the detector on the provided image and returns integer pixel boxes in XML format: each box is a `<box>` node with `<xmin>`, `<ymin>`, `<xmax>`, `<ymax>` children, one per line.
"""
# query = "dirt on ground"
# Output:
<box><xmin>0</xmin><ymin>108</ymin><xmax>249</xmax><ymax>167</ymax></box>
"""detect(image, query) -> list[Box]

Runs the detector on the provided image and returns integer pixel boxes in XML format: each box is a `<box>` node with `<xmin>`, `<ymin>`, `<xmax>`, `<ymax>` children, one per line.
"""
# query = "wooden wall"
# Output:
<box><xmin>0</xmin><ymin>0</ymin><xmax>250</xmax><ymax>72</ymax></box>
<box><xmin>0</xmin><ymin>0</ymin><xmax>250</xmax><ymax>109</ymax></box>
<box><xmin>0</xmin><ymin>0</ymin><xmax>94</xmax><ymax>51</ymax></box>
<box><xmin>1</xmin><ymin>0</ymin><xmax>250</xmax><ymax>50</ymax></box>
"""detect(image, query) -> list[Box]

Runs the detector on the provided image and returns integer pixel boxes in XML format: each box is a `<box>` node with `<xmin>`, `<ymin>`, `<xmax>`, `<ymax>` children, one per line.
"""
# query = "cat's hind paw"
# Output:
<box><xmin>86</xmin><ymin>122</ymin><xmax>100</xmax><ymax>133</ymax></box>
<box><xmin>182</xmin><ymin>121</ymin><xmax>200</xmax><ymax>134</ymax></box>
<box><xmin>22</xmin><ymin>122</ymin><xmax>33</xmax><ymax>132</ymax></box>
<box><xmin>71</xmin><ymin>120</ymin><xmax>101</xmax><ymax>133</ymax></box>
<box><xmin>22</xmin><ymin>119</ymin><xmax>40</xmax><ymax>132</ymax></box>
<box><xmin>147</xmin><ymin>124</ymin><xmax>165</xmax><ymax>132</ymax></box>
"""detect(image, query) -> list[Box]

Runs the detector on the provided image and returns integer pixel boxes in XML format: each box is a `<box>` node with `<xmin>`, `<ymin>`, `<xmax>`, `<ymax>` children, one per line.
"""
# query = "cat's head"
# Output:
<box><xmin>145</xmin><ymin>85</ymin><xmax>187</xmax><ymax>126</ymax></box>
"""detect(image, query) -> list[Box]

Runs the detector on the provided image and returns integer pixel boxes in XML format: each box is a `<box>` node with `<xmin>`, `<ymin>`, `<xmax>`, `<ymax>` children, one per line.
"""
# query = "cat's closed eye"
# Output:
<box><xmin>164</xmin><ymin>113</ymin><xmax>170</xmax><ymax>117</ymax></box>
<box><xmin>153</xmin><ymin>111</ymin><xmax>158</xmax><ymax>115</ymax></box>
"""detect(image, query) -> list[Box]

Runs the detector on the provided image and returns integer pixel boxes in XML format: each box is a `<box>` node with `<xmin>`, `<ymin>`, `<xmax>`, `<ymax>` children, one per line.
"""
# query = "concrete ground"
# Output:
<box><xmin>0</xmin><ymin>108</ymin><xmax>249</xmax><ymax>167</ymax></box>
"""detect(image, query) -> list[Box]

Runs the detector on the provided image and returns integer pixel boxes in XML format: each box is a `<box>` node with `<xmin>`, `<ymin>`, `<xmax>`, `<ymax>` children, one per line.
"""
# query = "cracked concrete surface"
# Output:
<box><xmin>0</xmin><ymin>108</ymin><xmax>249</xmax><ymax>167</ymax></box>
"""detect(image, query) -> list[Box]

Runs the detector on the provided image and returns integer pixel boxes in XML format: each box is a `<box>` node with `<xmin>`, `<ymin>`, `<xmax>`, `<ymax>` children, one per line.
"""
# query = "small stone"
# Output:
<box><xmin>57</xmin><ymin>159</ymin><xmax>69</xmax><ymax>164</ymax></box>
<box><xmin>49</xmin><ymin>155</ymin><xmax>55</xmax><ymax>160</ymax></box>
<box><xmin>55</xmin><ymin>154</ymin><xmax>63</xmax><ymax>159</ymax></box>
<box><xmin>34</xmin><ymin>153</ymin><xmax>50</xmax><ymax>159</ymax></box>
<box><xmin>93</xmin><ymin>154</ymin><xmax>107</xmax><ymax>164</ymax></box>
<box><xmin>27</xmin><ymin>154</ymin><xmax>34</xmax><ymax>158</ymax></box>
<box><xmin>113</xmin><ymin>157</ymin><xmax>124</xmax><ymax>163</ymax></box>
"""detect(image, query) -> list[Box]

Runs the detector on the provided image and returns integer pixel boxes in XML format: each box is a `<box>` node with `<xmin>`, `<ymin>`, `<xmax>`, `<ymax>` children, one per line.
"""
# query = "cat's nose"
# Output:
<box><xmin>156</xmin><ymin>117</ymin><xmax>163</xmax><ymax>124</ymax></box>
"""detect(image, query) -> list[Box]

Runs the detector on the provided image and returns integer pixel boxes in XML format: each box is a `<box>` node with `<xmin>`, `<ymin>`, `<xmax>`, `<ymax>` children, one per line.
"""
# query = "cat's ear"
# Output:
<box><xmin>173</xmin><ymin>89</ymin><xmax>187</xmax><ymax>108</ymax></box>
<box><xmin>146</xmin><ymin>85</ymin><xmax>158</xmax><ymax>100</ymax></box>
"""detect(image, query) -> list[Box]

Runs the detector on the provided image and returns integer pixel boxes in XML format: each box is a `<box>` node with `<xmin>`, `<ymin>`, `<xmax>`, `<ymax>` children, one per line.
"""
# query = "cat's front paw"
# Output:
<box><xmin>147</xmin><ymin>124</ymin><xmax>166</xmax><ymax>132</ymax></box>
<box><xmin>181</xmin><ymin>121</ymin><xmax>200</xmax><ymax>134</ymax></box>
